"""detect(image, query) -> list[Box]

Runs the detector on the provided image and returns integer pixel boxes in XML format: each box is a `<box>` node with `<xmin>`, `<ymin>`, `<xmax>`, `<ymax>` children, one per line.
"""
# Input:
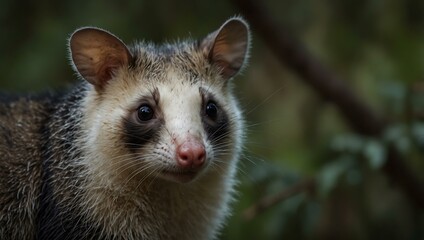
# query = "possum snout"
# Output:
<box><xmin>176</xmin><ymin>138</ymin><xmax>206</xmax><ymax>170</ymax></box>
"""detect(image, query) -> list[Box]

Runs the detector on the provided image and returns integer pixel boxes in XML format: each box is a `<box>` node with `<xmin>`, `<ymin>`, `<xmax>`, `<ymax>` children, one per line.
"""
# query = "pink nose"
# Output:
<box><xmin>176</xmin><ymin>140</ymin><xmax>206</xmax><ymax>170</ymax></box>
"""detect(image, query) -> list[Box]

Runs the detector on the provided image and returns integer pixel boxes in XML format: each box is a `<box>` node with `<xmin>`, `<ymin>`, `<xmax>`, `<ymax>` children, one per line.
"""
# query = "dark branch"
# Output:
<box><xmin>243</xmin><ymin>179</ymin><xmax>315</xmax><ymax>221</ymax></box>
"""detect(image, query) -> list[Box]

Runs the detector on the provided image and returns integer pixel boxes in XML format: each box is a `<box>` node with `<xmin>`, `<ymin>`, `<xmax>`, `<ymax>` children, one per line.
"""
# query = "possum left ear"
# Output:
<box><xmin>201</xmin><ymin>17</ymin><xmax>250</xmax><ymax>80</ymax></box>
<box><xmin>69</xmin><ymin>27</ymin><xmax>132</xmax><ymax>90</ymax></box>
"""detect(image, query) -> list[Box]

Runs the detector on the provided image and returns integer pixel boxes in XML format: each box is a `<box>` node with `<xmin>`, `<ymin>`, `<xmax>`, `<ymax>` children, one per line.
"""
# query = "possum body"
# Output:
<box><xmin>0</xmin><ymin>18</ymin><xmax>250</xmax><ymax>239</ymax></box>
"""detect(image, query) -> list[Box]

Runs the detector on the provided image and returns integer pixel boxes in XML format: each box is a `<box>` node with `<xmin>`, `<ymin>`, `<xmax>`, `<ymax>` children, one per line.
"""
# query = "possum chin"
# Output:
<box><xmin>159</xmin><ymin>169</ymin><xmax>201</xmax><ymax>183</ymax></box>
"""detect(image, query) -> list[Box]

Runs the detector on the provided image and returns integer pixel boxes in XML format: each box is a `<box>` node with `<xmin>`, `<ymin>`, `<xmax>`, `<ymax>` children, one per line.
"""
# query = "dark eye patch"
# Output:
<box><xmin>122</xmin><ymin>89</ymin><xmax>163</xmax><ymax>152</ymax></box>
<box><xmin>122</xmin><ymin>115</ymin><xmax>162</xmax><ymax>152</ymax></box>
<box><xmin>200</xmin><ymin>87</ymin><xmax>230</xmax><ymax>144</ymax></box>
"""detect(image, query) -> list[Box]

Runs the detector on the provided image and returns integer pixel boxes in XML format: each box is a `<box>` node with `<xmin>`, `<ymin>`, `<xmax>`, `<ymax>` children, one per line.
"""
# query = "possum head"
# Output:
<box><xmin>69</xmin><ymin>18</ymin><xmax>249</xmax><ymax>186</ymax></box>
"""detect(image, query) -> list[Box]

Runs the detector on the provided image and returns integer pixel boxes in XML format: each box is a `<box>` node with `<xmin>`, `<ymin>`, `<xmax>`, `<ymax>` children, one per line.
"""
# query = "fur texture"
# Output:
<box><xmin>0</xmin><ymin>17</ymin><xmax>250</xmax><ymax>240</ymax></box>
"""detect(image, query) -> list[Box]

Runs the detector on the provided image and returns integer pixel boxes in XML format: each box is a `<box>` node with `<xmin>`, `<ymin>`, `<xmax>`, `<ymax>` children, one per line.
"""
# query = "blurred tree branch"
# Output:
<box><xmin>231</xmin><ymin>0</ymin><xmax>424</xmax><ymax>209</ymax></box>
<box><xmin>243</xmin><ymin>178</ymin><xmax>315</xmax><ymax>221</ymax></box>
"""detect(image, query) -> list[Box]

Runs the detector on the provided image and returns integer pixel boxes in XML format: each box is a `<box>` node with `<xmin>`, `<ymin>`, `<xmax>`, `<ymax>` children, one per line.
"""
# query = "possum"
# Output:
<box><xmin>0</xmin><ymin>17</ymin><xmax>250</xmax><ymax>239</ymax></box>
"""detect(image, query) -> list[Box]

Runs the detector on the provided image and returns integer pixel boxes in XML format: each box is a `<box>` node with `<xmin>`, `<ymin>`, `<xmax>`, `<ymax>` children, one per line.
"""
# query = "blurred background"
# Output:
<box><xmin>1</xmin><ymin>0</ymin><xmax>423</xmax><ymax>239</ymax></box>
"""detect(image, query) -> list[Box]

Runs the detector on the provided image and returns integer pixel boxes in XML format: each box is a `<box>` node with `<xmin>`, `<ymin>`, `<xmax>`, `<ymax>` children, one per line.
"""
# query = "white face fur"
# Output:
<box><xmin>70</xmin><ymin>18</ymin><xmax>249</xmax><ymax>187</ymax></box>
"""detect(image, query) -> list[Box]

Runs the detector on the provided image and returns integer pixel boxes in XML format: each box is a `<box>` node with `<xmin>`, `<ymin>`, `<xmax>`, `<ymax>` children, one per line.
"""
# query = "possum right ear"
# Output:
<box><xmin>201</xmin><ymin>17</ymin><xmax>250</xmax><ymax>80</ymax></box>
<box><xmin>69</xmin><ymin>28</ymin><xmax>132</xmax><ymax>89</ymax></box>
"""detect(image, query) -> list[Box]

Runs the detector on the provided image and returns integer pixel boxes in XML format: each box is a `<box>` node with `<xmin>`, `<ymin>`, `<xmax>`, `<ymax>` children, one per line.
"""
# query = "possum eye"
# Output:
<box><xmin>205</xmin><ymin>101</ymin><xmax>218</xmax><ymax>121</ymax></box>
<box><xmin>137</xmin><ymin>104</ymin><xmax>154</xmax><ymax>121</ymax></box>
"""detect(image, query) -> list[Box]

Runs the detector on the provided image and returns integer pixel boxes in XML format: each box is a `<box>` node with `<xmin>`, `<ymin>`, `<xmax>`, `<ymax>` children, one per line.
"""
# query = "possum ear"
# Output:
<box><xmin>201</xmin><ymin>17</ymin><xmax>250</xmax><ymax>80</ymax></box>
<box><xmin>69</xmin><ymin>27</ymin><xmax>132</xmax><ymax>89</ymax></box>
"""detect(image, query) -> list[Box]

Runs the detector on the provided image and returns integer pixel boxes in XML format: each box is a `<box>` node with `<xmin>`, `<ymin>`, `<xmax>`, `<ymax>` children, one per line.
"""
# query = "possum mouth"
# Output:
<box><xmin>159</xmin><ymin>169</ymin><xmax>199</xmax><ymax>183</ymax></box>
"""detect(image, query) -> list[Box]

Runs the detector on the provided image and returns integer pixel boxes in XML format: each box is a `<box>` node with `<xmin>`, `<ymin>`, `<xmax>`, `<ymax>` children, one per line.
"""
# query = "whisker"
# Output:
<box><xmin>244</xmin><ymin>86</ymin><xmax>284</xmax><ymax>116</ymax></box>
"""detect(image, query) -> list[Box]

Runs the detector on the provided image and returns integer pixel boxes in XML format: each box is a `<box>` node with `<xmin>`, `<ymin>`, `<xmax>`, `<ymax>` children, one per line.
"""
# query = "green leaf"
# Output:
<box><xmin>317</xmin><ymin>156</ymin><xmax>354</xmax><ymax>196</ymax></box>
<box><xmin>364</xmin><ymin>139</ymin><xmax>386</xmax><ymax>169</ymax></box>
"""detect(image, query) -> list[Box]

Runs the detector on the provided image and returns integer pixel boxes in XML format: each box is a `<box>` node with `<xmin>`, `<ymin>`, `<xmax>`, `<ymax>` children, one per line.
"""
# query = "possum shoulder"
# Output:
<box><xmin>0</xmin><ymin>93</ymin><xmax>56</xmax><ymax>153</ymax></box>
<box><xmin>0</xmin><ymin>91</ymin><xmax>58</xmax><ymax>167</ymax></box>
